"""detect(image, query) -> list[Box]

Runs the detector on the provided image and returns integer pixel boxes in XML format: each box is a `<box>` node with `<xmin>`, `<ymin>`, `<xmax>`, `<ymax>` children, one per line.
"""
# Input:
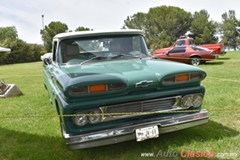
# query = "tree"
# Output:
<box><xmin>123</xmin><ymin>12</ymin><xmax>152</xmax><ymax>47</ymax></box>
<box><xmin>0</xmin><ymin>38</ymin><xmax>45</xmax><ymax>65</ymax></box>
<box><xmin>40</xmin><ymin>21</ymin><xmax>68</xmax><ymax>52</ymax></box>
<box><xmin>29</xmin><ymin>44</ymin><xmax>46</xmax><ymax>61</ymax></box>
<box><xmin>0</xmin><ymin>26</ymin><xmax>44</xmax><ymax>65</ymax></box>
<box><xmin>123</xmin><ymin>12</ymin><xmax>148</xmax><ymax>32</ymax></box>
<box><xmin>75</xmin><ymin>26</ymin><xmax>92</xmax><ymax>31</ymax></box>
<box><xmin>123</xmin><ymin>6</ymin><xmax>192</xmax><ymax>49</ymax></box>
<box><xmin>147</xmin><ymin>6</ymin><xmax>192</xmax><ymax>49</ymax></box>
<box><xmin>189</xmin><ymin>9</ymin><xmax>218</xmax><ymax>44</ymax></box>
<box><xmin>149</xmin><ymin>30</ymin><xmax>173</xmax><ymax>50</ymax></box>
<box><xmin>0</xmin><ymin>26</ymin><xmax>18</xmax><ymax>42</ymax></box>
<box><xmin>219</xmin><ymin>10</ymin><xmax>240</xmax><ymax>50</ymax></box>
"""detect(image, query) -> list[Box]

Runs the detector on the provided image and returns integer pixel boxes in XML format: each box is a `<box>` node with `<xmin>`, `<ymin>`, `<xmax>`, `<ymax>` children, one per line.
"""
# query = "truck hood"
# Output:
<box><xmin>57</xmin><ymin>58</ymin><xmax>205</xmax><ymax>97</ymax></box>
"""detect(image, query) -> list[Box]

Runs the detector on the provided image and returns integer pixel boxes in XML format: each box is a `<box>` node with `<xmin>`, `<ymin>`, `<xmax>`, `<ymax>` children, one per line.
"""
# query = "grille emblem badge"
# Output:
<box><xmin>135</xmin><ymin>80</ymin><xmax>153</xmax><ymax>88</ymax></box>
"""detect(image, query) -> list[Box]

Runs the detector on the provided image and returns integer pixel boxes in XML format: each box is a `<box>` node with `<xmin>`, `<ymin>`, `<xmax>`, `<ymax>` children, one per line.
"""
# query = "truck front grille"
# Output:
<box><xmin>106</xmin><ymin>96</ymin><xmax>180</xmax><ymax>114</ymax></box>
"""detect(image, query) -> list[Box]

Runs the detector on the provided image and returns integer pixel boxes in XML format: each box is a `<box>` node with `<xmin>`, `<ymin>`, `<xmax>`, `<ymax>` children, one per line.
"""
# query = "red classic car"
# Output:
<box><xmin>153</xmin><ymin>37</ymin><xmax>226</xmax><ymax>55</ymax></box>
<box><xmin>153</xmin><ymin>45</ymin><xmax>218</xmax><ymax>65</ymax></box>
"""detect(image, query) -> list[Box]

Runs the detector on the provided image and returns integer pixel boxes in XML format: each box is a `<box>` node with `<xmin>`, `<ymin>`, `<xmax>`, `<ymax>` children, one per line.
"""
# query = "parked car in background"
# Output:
<box><xmin>153</xmin><ymin>45</ymin><xmax>218</xmax><ymax>65</ymax></box>
<box><xmin>42</xmin><ymin>29</ymin><xmax>209</xmax><ymax>150</ymax></box>
<box><xmin>154</xmin><ymin>36</ymin><xmax>226</xmax><ymax>55</ymax></box>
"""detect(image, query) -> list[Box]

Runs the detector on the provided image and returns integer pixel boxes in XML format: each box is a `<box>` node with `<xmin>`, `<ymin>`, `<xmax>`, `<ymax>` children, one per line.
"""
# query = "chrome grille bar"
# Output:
<box><xmin>106</xmin><ymin>96</ymin><xmax>179</xmax><ymax>113</ymax></box>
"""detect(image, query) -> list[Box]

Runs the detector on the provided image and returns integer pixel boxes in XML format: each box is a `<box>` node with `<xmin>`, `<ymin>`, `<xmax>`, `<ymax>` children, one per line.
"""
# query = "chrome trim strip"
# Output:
<box><xmin>64</xmin><ymin>109</ymin><xmax>208</xmax><ymax>149</ymax></box>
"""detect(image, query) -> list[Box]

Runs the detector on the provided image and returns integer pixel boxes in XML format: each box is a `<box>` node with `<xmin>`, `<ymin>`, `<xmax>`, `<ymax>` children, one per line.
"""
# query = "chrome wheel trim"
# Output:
<box><xmin>190</xmin><ymin>58</ymin><xmax>201</xmax><ymax>66</ymax></box>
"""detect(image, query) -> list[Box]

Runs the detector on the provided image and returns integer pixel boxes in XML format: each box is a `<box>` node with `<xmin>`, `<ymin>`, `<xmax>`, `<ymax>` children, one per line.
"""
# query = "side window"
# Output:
<box><xmin>52</xmin><ymin>41</ymin><xmax>57</xmax><ymax>62</ymax></box>
<box><xmin>133</xmin><ymin>36</ymin><xmax>141</xmax><ymax>51</ymax></box>
<box><xmin>168</xmin><ymin>47</ymin><xmax>186</xmax><ymax>54</ymax></box>
<box><xmin>132</xmin><ymin>36</ymin><xmax>148</xmax><ymax>55</ymax></box>
<box><xmin>192</xmin><ymin>46</ymin><xmax>200</xmax><ymax>51</ymax></box>
<box><xmin>179</xmin><ymin>48</ymin><xmax>186</xmax><ymax>52</ymax></box>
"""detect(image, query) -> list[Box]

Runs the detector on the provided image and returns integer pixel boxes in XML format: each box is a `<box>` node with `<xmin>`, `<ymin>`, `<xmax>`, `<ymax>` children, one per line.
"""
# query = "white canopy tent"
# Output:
<box><xmin>0</xmin><ymin>47</ymin><xmax>11</xmax><ymax>52</ymax></box>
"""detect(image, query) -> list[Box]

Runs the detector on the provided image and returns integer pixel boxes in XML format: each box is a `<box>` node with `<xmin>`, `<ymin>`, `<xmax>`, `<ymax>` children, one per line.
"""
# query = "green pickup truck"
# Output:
<box><xmin>42</xmin><ymin>29</ymin><xmax>208</xmax><ymax>150</ymax></box>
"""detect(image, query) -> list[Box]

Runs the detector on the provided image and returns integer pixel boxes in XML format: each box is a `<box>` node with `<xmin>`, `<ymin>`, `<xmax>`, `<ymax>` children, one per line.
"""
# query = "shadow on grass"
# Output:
<box><xmin>217</xmin><ymin>57</ymin><xmax>230</xmax><ymax>60</ymax></box>
<box><xmin>0</xmin><ymin>127</ymin><xmax>71</xmax><ymax>160</ymax></box>
<box><xmin>0</xmin><ymin>120</ymin><xmax>239</xmax><ymax>160</ymax></box>
<box><xmin>84</xmin><ymin>120</ymin><xmax>239</xmax><ymax>159</ymax></box>
<box><xmin>203</xmin><ymin>61</ymin><xmax>224</xmax><ymax>65</ymax></box>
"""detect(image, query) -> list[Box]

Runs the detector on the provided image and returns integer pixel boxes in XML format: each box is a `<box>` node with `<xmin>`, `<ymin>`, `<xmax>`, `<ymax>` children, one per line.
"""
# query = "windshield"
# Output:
<box><xmin>57</xmin><ymin>35</ymin><xmax>149</xmax><ymax>65</ymax></box>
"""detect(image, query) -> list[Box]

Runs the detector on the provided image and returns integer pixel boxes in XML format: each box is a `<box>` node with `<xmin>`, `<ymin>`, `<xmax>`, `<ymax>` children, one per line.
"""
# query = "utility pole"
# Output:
<box><xmin>41</xmin><ymin>15</ymin><xmax>46</xmax><ymax>49</ymax></box>
<box><xmin>42</xmin><ymin>15</ymin><xmax>44</xmax><ymax>30</ymax></box>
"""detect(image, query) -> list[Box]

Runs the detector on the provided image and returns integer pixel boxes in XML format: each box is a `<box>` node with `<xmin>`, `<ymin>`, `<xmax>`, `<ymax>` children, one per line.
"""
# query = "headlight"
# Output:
<box><xmin>182</xmin><ymin>94</ymin><xmax>203</xmax><ymax>108</ymax></box>
<box><xmin>192</xmin><ymin>94</ymin><xmax>203</xmax><ymax>107</ymax></box>
<box><xmin>182</xmin><ymin>95</ymin><xmax>193</xmax><ymax>108</ymax></box>
<box><xmin>73</xmin><ymin>112</ymin><xmax>88</xmax><ymax>126</ymax></box>
<box><xmin>73</xmin><ymin>109</ymin><xmax>103</xmax><ymax>126</ymax></box>
<box><xmin>88</xmin><ymin>109</ymin><xmax>103</xmax><ymax>124</ymax></box>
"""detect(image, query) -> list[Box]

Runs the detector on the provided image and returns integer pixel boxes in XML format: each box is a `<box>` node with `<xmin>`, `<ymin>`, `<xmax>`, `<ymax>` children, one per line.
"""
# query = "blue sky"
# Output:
<box><xmin>0</xmin><ymin>0</ymin><xmax>240</xmax><ymax>44</ymax></box>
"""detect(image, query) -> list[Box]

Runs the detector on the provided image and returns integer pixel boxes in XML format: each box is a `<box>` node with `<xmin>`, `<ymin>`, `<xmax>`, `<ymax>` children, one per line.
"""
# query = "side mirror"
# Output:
<box><xmin>41</xmin><ymin>53</ymin><xmax>52</xmax><ymax>65</ymax></box>
<box><xmin>43</xmin><ymin>58</ymin><xmax>52</xmax><ymax>65</ymax></box>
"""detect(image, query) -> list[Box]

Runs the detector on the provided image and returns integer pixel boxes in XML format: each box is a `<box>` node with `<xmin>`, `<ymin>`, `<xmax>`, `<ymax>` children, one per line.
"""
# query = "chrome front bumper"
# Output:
<box><xmin>63</xmin><ymin>109</ymin><xmax>208</xmax><ymax>150</ymax></box>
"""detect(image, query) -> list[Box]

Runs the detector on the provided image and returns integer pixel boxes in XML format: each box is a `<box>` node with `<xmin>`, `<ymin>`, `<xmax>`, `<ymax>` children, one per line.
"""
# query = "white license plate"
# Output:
<box><xmin>135</xmin><ymin>125</ymin><xmax>159</xmax><ymax>142</ymax></box>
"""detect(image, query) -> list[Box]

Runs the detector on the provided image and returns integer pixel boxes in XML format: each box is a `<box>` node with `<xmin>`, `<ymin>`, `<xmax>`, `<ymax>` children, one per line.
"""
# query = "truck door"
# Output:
<box><xmin>43</xmin><ymin>41</ymin><xmax>58</xmax><ymax>103</ymax></box>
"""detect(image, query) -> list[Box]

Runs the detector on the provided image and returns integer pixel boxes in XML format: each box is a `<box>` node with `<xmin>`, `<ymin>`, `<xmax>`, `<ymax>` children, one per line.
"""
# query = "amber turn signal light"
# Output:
<box><xmin>176</xmin><ymin>74</ymin><xmax>189</xmax><ymax>82</ymax></box>
<box><xmin>89</xmin><ymin>84</ymin><xmax>106</xmax><ymax>93</ymax></box>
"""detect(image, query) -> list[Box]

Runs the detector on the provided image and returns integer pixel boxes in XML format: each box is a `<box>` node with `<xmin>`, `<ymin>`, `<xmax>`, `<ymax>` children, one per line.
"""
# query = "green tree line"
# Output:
<box><xmin>0</xmin><ymin>24</ymin><xmax>92</xmax><ymax>65</ymax></box>
<box><xmin>123</xmin><ymin>6</ymin><xmax>240</xmax><ymax>50</ymax></box>
<box><xmin>1</xmin><ymin>5</ymin><xmax>240</xmax><ymax>65</ymax></box>
<box><xmin>41</xmin><ymin>5</ymin><xmax>239</xmax><ymax>52</ymax></box>
<box><xmin>40</xmin><ymin>21</ymin><xmax>92</xmax><ymax>52</ymax></box>
<box><xmin>0</xmin><ymin>26</ymin><xmax>46</xmax><ymax>65</ymax></box>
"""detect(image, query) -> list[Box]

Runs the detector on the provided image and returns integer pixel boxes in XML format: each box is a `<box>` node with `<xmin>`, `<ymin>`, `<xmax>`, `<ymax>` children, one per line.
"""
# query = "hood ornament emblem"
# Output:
<box><xmin>135</xmin><ymin>80</ymin><xmax>153</xmax><ymax>88</ymax></box>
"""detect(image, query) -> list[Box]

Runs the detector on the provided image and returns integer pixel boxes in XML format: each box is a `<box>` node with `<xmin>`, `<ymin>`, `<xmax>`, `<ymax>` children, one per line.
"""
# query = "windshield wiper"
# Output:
<box><xmin>79</xmin><ymin>56</ymin><xmax>105</xmax><ymax>65</ymax></box>
<box><xmin>110</xmin><ymin>53</ymin><xmax>143</xmax><ymax>59</ymax></box>
<box><xmin>110</xmin><ymin>54</ymin><xmax>125</xmax><ymax>59</ymax></box>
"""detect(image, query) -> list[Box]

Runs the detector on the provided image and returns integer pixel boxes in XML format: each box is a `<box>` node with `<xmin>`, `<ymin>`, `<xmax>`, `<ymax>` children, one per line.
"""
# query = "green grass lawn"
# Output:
<box><xmin>0</xmin><ymin>51</ymin><xmax>240</xmax><ymax>160</ymax></box>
